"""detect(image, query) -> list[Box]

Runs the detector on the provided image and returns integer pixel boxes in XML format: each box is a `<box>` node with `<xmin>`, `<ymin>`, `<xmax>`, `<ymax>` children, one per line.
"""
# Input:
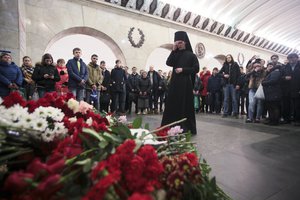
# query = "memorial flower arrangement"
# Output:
<box><xmin>0</xmin><ymin>92</ymin><xmax>231</xmax><ymax>200</ymax></box>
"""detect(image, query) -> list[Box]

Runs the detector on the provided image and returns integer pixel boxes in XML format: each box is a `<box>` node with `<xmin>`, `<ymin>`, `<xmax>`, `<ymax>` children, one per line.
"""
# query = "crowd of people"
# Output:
<box><xmin>0</xmin><ymin>48</ymin><xmax>299</xmax><ymax>126</ymax></box>
<box><xmin>193</xmin><ymin>54</ymin><xmax>300</xmax><ymax>126</ymax></box>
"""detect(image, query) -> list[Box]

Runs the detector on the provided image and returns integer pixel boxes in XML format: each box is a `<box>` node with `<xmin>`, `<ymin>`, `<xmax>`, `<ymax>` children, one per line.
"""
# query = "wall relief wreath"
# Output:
<box><xmin>128</xmin><ymin>27</ymin><xmax>145</xmax><ymax>48</ymax></box>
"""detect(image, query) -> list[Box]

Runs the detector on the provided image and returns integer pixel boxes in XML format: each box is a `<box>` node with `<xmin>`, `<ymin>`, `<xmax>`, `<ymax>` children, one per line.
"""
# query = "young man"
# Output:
<box><xmin>0</xmin><ymin>53</ymin><xmax>23</xmax><ymax>98</ymax></box>
<box><xmin>110</xmin><ymin>60</ymin><xmax>127</xmax><ymax>114</ymax></box>
<box><xmin>86</xmin><ymin>54</ymin><xmax>103</xmax><ymax>110</ymax></box>
<box><xmin>161</xmin><ymin>31</ymin><xmax>199</xmax><ymax>135</ymax></box>
<box><xmin>99</xmin><ymin>61</ymin><xmax>111</xmax><ymax>113</ymax></box>
<box><xmin>66</xmin><ymin>48</ymin><xmax>88</xmax><ymax>101</ymax></box>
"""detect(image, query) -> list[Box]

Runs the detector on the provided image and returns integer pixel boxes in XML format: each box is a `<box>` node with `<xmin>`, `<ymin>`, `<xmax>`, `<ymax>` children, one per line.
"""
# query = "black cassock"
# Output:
<box><xmin>161</xmin><ymin>49</ymin><xmax>199</xmax><ymax>134</ymax></box>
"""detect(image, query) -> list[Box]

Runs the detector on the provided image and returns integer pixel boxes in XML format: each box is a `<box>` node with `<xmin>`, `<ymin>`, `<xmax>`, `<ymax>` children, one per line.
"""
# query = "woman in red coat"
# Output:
<box><xmin>200</xmin><ymin>67</ymin><xmax>211</xmax><ymax>113</ymax></box>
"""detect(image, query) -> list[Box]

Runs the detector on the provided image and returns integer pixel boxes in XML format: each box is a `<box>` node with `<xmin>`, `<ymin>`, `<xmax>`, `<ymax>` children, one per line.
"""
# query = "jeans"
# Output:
<box><xmin>248</xmin><ymin>89</ymin><xmax>263</xmax><ymax>120</ymax></box>
<box><xmin>70</xmin><ymin>87</ymin><xmax>85</xmax><ymax>101</ymax></box>
<box><xmin>223</xmin><ymin>84</ymin><xmax>238</xmax><ymax>115</ymax></box>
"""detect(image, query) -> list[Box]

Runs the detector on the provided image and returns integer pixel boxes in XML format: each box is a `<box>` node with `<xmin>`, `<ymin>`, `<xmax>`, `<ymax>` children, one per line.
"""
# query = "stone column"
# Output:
<box><xmin>0</xmin><ymin>0</ymin><xmax>26</xmax><ymax>65</ymax></box>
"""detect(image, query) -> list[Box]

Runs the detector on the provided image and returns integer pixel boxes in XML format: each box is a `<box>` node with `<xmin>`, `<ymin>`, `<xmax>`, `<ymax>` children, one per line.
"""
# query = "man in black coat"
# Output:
<box><xmin>281</xmin><ymin>53</ymin><xmax>300</xmax><ymax>125</ymax></box>
<box><xmin>99</xmin><ymin>61</ymin><xmax>111</xmax><ymax>113</ymax></box>
<box><xmin>161</xmin><ymin>31</ymin><xmax>199</xmax><ymax>135</ymax></box>
<box><xmin>127</xmin><ymin>67</ymin><xmax>140</xmax><ymax>114</ymax></box>
<box><xmin>207</xmin><ymin>67</ymin><xmax>222</xmax><ymax>114</ymax></box>
<box><xmin>147</xmin><ymin>66</ymin><xmax>161</xmax><ymax>114</ymax></box>
<box><xmin>110</xmin><ymin>60</ymin><xmax>127</xmax><ymax>114</ymax></box>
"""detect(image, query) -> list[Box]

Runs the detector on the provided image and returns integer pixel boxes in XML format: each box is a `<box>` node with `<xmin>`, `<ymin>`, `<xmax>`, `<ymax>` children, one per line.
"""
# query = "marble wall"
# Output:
<box><xmin>1</xmin><ymin>0</ymin><xmax>287</xmax><ymax>70</ymax></box>
<box><xmin>0</xmin><ymin>0</ymin><xmax>20</xmax><ymax>62</ymax></box>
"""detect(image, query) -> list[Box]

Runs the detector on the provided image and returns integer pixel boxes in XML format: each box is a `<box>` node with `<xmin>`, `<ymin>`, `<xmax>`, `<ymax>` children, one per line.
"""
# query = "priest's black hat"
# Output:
<box><xmin>174</xmin><ymin>31</ymin><xmax>193</xmax><ymax>52</ymax></box>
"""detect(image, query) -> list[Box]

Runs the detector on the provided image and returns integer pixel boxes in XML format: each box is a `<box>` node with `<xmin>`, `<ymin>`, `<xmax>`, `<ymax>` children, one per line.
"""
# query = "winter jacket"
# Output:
<box><xmin>281</xmin><ymin>61</ymin><xmax>300</xmax><ymax>98</ymax></box>
<box><xmin>137</xmin><ymin>77</ymin><xmax>151</xmax><ymax>98</ymax></box>
<box><xmin>127</xmin><ymin>73</ymin><xmax>140</xmax><ymax>93</ymax></box>
<box><xmin>66</xmin><ymin>57</ymin><xmax>88</xmax><ymax>88</ymax></box>
<box><xmin>200</xmin><ymin>70</ymin><xmax>211</xmax><ymax>96</ymax></box>
<box><xmin>87</xmin><ymin>62</ymin><xmax>103</xmax><ymax>90</ymax></box>
<box><xmin>147</xmin><ymin>70</ymin><xmax>161</xmax><ymax>90</ymax></box>
<box><xmin>262</xmin><ymin>67</ymin><xmax>282</xmax><ymax>101</ymax></box>
<box><xmin>218</xmin><ymin>61</ymin><xmax>241</xmax><ymax>86</ymax></box>
<box><xmin>158</xmin><ymin>76</ymin><xmax>167</xmax><ymax>94</ymax></box>
<box><xmin>110</xmin><ymin>66</ymin><xmax>127</xmax><ymax>92</ymax></box>
<box><xmin>32</xmin><ymin>63</ymin><xmax>60</xmax><ymax>90</ymax></box>
<box><xmin>207</xmin><ymin>74</ymin><xmax>222</xmax><ymax>93</ymax></box>
<box><xmin>0</xmin><ymin>61</ymin><xmax>23</xmax><ymax>97</ymax></box>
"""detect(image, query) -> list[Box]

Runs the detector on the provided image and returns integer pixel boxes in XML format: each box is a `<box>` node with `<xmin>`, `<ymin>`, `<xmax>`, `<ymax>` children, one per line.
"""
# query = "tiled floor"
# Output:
<box><xmin>127</xmin><ymin>113</ymin><xmax>300</xmax><ymax>200</ymax></box>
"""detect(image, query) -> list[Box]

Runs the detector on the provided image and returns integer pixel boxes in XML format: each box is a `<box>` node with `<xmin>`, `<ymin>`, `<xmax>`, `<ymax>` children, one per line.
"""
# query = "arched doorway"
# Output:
<box><xmin>45</xmin><ymin>27</ymin><xmax>126</xmax><ymax>70</ymax></box>
<box><xmin>145</xmin><ymin>44</ymin><xmax>172</xmax><ymax>73</ymax></box>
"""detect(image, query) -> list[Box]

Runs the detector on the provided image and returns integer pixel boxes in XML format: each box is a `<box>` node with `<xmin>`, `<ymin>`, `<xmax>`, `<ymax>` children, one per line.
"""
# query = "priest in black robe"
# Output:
<box><xmin>161</xmin><ymin>31</ymin><xmax>200</xmax><ymax>134</ymax></box>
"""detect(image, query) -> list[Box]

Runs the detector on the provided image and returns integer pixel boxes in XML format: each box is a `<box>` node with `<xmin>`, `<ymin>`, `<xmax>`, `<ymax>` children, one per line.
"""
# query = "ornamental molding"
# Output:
<box><xmin>103</xmin><ymin>0</ymin><xmax>298</xmax><ymax>55</ymax></box>
<box><xmin>195</xmin><ymin>43</ymin><xmax>205</xmax><ymax>59</ymax></box>
<box><xmin>128</xmin><ymin>27</ymin><xmax>145</xmax><ymax>48</ymax></box>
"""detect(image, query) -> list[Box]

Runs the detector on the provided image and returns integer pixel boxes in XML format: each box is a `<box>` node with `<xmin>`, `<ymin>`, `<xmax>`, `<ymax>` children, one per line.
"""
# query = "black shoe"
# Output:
<box><xmin>222</xmin><ymin>114</ymin><xmax>228</xmax><ymax>118</ymax></box>
<box><xmin>254</xmin><ymin>119</ymin><xmax>260</xmax><ymax>123</ymax></box>
<box><xmin>233</xmin><ymin>114</ymin><xmax>239</xmax><ymax>119</ymax></box>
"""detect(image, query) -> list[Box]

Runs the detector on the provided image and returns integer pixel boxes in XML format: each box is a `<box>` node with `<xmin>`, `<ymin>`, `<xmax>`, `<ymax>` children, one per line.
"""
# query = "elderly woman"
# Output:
<box><xmin>137</xmin><ymin>71</ymin><xmax>151</xmax><ymax>115</ymax></box>
<box><xmin>262</xmin><ymin>62</ymin><xmax>282</xmax><ymax>125</ymax></box>
<box><xmin>32</xmin><ymin>53</ymin><xmax>60</xmax><ymax>98</ymax></box>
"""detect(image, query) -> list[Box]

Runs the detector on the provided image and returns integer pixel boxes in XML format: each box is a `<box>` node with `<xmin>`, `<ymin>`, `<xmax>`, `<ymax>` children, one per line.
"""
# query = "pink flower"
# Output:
<box><xmin>167</xmin><ymin>126</ymin><xmax>183</xmax><ymax>136</ymax></box>
<box><xmin>79</xmin><ymin>101</ymin><xmax>93</xmax><ymax>114</ymax></box>
<box><xmin>118</xmin><ymin>115</ymin><xmax>127</xmax><ymax>123</ymax></box>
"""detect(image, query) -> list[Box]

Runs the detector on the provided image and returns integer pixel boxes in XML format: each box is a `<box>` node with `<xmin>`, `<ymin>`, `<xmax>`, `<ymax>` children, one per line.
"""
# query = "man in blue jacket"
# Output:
<box><xmin>66</xmin><ymin>48</ymin><xmax>88</xmax><ymax>101</ymax></box>
<box><xmin>0</xmin><ymin>53</ymin><xmax>23</xmax><ymax>98</ymax></box>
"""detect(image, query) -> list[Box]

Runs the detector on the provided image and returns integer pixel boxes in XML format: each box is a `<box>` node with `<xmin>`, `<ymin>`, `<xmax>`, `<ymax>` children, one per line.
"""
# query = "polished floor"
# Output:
<box><xmin>127</xmin><ymin>113</ymin><xmax>300</xmax><ymax>200</ymax></box>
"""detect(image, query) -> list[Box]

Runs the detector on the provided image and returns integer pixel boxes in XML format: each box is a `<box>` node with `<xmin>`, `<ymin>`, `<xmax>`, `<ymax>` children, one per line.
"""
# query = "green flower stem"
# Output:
<box><xmin>65</xmin><ymin>148</ymin><xmax>98</xmax><ymax>165</ymax></box>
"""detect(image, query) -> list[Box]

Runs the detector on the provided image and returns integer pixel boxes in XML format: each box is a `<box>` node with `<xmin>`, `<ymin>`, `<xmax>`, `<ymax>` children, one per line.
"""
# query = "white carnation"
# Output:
<box><xmin>86</xmin><ymin>117</ymin><xmax>93</xmax><ymax>126</ymax></box>
<box><xmin>67</xmin><ymin>98</ymin><xmax>80</xmax><ymax>113</ymax></box>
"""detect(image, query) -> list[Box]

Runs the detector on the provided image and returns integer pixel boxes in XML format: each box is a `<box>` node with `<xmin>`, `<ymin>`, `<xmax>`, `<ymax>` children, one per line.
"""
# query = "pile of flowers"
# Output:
<box><xmin>0</xmin><ymin>92</ymin><xmax>231</xmax><ymax>200</ymax></box>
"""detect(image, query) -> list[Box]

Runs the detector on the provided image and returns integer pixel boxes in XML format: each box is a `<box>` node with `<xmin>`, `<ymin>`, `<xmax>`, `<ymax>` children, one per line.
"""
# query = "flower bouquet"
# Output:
<box><xmin>0</xmin><ymin>92</ymin><xmax>231</xmax><ymax>200</ymax></box>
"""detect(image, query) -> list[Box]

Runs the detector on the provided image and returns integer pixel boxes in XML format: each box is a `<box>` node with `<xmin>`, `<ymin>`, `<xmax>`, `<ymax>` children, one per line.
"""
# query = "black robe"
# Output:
<box><xmin>161</xmin><ymin>49</ymin><xmax>199</xmax><ymax>134</ymax></box>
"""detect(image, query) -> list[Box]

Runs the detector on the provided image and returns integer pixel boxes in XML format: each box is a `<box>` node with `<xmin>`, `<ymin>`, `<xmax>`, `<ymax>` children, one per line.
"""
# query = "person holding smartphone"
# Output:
<box><xmin>32</xmin><ymin>53</ymin><xmax>60</xmax><ymax>98</ymax></box>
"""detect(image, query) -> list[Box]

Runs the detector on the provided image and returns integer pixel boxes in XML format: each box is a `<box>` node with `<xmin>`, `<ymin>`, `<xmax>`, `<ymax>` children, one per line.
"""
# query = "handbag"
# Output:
<box><xmin>254</xmin><ymin>84</ymin><xmax>265</xmax><ymax>100</ymax></box>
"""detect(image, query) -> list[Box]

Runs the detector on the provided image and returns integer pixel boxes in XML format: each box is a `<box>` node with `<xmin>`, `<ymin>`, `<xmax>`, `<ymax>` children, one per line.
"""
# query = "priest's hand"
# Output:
<box><xmin>175</xmin><ymin>68</ymin><xmax>183</xmax><ymax>74</ymax></box>
<box><xmin>173</xmin><ymin>42</ymin><xmax>178</xmax><ymax>51</ymax></box>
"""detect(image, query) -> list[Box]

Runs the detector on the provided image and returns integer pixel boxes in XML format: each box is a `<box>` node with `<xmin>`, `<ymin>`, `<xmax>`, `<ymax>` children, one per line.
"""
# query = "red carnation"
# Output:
<box><xmin>34</xmin><ymin>174</ymin><xmax>62</xmax><ymax>198</ymax></box>
<box><xmin>2</xmin><ymin>91</ymin><xmax>26</xmax><ymax>108</ymax></box>
<box><xmin>180</xmin><ymin>152</ymin><xmax>198</xmax><ymax>167</ymax></box>
<box><xmin>128</xmin><ymin>193</ymin><xmax>153</xmax><ymax>200</ymax></box>
<box><xmin>91</xmin><ymin>161</ymin><xmax>107</xmax><ymax>180</ymax></box>
<box><xmin>4</xmin><ymin>171</ymin><xmax>34</xmax><ymax>193</ymax></box>
<box><xmin>26</xmin><ymin>158</ymin><xmax>48</xmax><ymax>177</ymax></box>
<box><xmin>116</xmin><ymin>139</ymin><xmax>136</xmax><ymax>155</ymax></box>
<box><xmin>26</xmin><ymin>100</ymin><xmax>39</xmax><ymax>112</ymax></box>
<box><xmin>154</xmin><ymin>127</ymin><xmax>170</xmax><ymax>140</ymax></box>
